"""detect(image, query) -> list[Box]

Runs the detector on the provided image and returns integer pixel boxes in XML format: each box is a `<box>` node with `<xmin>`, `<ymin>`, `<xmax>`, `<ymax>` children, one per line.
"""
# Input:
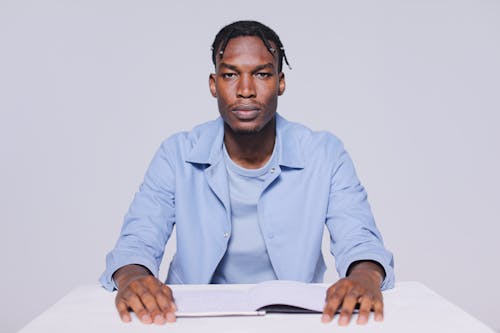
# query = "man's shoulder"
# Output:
<box><xmin>155</xmin><ymin>118</ymin><xmax>222</xmax><ymax>164</ymax></box>
<box><xmin>160</xmin><ymin>118</ymin><xmax>221</xmax><ymax>146</ymax></box>
<box><xmin>278</xmin><ymin>115</ymin><xmax>344</xmax><ymax>150</ymax></box>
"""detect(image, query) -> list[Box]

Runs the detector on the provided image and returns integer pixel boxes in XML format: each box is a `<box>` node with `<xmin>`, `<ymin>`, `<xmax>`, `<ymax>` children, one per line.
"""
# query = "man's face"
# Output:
<box><xmin>209</xmin><ymin>36</ymin><xmax>285</xmax><ymax>135</ymax></box>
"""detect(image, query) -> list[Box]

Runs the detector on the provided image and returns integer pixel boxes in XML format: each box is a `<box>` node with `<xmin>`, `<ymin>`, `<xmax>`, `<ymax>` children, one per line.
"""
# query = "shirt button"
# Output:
<box><xmin>223</xmin><ymin>232</ymin><xmax>229</xmax><ymax>238</ymax></box>
<box><xmin>268</xmin><ymin>233</ymin><xmax>274</xmax><ymax>239</ymax></box>
<box><xmin>270</xmin><ymin>167</ymin><xmax>276</xmax><ymax>174</ymax></box>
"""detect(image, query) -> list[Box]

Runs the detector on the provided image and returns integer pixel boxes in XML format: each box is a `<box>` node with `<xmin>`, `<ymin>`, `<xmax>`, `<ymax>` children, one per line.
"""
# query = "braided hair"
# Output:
<box><xmin>211</xmin><ymin>20</ymin><xmax>291</xmax><ymax>72</ymax></box>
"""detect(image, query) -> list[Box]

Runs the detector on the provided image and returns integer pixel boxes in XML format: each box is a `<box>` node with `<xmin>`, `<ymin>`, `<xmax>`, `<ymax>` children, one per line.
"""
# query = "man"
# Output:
<box><xmin>100</xmin><ymin>20</ymin><xmax>394</xmax><ymax>326</ymax></box>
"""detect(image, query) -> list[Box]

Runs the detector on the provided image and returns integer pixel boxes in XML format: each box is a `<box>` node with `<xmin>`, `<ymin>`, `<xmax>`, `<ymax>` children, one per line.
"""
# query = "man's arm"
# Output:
<box><xmin>100</xmin><ymin>140</ymin><xmax>179</xmax><ymax>325</ymax></box>
<box><xmin>113</xmin><ymin>264</ymin><xmax>177</xmax><ymax>325</ymax></box>
<box><xmin>100</xmin><ymin>140</ymin><xmax>178</xmax><ymax>291</ymax></box>
<box><xmin>322</xmin><ymin>260</ymin><xmax>385</xmax><ymax>325</ymax></box>
<box><xmin>323</xmin><ymin>141</ymin><xmax>394</xmax><ymax>325</ymax></box>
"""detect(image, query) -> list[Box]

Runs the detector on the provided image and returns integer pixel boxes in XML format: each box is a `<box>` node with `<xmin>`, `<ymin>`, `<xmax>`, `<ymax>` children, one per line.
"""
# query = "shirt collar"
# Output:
<box><xmin>275</xmin><ymin>114</ymin><xmax>305</xmax><ymax>169</ymax></box>
<box><xmin>186</xmin><ymin>113</ymin><xmax>305</xmax><ymax>169</ymax></box>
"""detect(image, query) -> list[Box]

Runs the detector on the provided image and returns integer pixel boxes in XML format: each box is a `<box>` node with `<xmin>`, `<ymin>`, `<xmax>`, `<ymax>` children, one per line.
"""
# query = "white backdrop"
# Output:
<box><xmin>1</xmin><ymin>1</ymin><xmax>499</xmax><ymax>332</ymax></box>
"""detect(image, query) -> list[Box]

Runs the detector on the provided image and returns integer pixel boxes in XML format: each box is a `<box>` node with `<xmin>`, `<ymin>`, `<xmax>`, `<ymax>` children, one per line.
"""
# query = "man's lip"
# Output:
<box><xmin>231</xmin><ymin>105</ymin><xmax>260</xmax><ymax>111</ymax></box>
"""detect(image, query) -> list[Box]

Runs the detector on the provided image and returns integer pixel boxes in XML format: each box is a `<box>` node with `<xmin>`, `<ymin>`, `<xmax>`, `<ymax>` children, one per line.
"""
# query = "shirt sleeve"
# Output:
<box><xmin>99</xmin><ymin>141</ymin><xmax>177</xmax><ymax>291</ymax></box>
<box><xmin>325</xmin><ymin>143</ymin><xmax>395</xmax><ymax>290</ymax></box>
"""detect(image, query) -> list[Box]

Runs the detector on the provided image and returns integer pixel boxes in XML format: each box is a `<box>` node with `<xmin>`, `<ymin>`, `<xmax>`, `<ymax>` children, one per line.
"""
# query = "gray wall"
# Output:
<box><xmin>1</xmin><ymin>1</ymin><xmax>499</xmax><ymax>332</ymax></box>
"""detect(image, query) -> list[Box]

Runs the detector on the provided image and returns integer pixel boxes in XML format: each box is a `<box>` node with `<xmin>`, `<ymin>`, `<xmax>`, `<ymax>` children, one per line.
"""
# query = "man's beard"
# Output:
<box><xmin>231</xmin><ymin>127</ymin><xmax>261</xmax><ymax>135</ymax></box>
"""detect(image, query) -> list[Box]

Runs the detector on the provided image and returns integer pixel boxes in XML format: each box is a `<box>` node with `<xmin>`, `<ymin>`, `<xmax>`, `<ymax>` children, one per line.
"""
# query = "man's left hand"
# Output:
<box><xmin>322</xmin><ymin>261</ymin><xmax>385</xmax><ymax>326</ymax></box>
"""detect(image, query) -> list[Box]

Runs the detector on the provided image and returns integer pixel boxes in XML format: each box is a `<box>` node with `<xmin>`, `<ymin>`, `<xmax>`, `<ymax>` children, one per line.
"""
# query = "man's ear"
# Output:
<box><xmin>278</xmin><ymin>72</ymin><xmax>286</xmax><ymax>96</ymax></box>
<box><xmin>209</xmin><ymin>74</ymin><xmax>217</xmax><ymax>97</ymax></box>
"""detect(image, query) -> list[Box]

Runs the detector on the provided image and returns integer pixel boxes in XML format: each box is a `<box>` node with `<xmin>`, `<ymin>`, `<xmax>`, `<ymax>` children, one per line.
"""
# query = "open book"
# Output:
<box><xmin>170</xmin><ymin>280</ymin><xmax>328</xmax><ymax>317</ymax></box>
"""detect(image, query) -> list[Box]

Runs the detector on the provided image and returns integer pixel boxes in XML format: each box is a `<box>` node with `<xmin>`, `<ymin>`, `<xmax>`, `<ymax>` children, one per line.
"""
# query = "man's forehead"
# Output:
<box><xmin>216</xmin><ymin>36</ymin><xmax>278</xmax><ymax>67</ymax></box>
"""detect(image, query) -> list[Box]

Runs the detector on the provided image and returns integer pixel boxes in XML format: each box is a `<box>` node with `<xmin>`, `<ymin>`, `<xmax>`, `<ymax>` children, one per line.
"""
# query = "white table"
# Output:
<box><xmin>18</xmin><ymin>282</ymin><xmax>494</xmax><ymax>332</ymax></box>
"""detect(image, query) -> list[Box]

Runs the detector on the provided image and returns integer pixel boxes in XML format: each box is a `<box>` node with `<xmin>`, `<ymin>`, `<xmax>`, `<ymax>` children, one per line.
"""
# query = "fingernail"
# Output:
<box><xmin>339</xmin><ymin>316</ymin><xmax>349</xmax><ymax>326</ymax></box>
<box><xmin>166</xmin><ymin>312</ymin><xmax>176</xmax><ymax>322</ymax></box>
<box><xmin>154</xmin><ymin>314</ymin><xmax>164</xmax><ymax>324</ymax></box>
<box><xmin>321</xmin><ymin>314</ymin><xmax>331</xmax><ymax>323</ymax></box>
<box><xmin>141</xmin><ymin>314</ymin><xmax>152</xmax><ymax>323</ymax></box>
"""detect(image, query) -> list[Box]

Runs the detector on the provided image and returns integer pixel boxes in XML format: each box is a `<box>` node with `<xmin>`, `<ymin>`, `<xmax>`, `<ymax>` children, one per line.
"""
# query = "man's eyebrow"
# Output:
<box><xmin>219</xmin><ymin>63</ymin><xmax>239</xmax><ymax>71</ymax></box>
<box><xmin>218</xmin><ymin>63</ymin><xmax>275</xmax><ymax>72</ymax></box>
<box><xmin>254</xmin><ymin>63</ymin><xmax>275</xmax><ymax>71</ymax></box>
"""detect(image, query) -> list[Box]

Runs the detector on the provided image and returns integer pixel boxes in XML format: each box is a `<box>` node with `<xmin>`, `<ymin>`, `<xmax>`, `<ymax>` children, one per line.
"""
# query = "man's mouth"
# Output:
<box><xmin>231</xmin><ymin>105</ymin><xmax>261</xmax><ymax>120</ymax></box>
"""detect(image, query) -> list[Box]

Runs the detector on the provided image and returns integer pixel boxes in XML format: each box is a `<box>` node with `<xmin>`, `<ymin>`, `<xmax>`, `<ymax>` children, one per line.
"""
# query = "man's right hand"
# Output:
<box><xmin>113</xmin><ymin>264</ymin><xmax>176</xmax><ymax>325</ymax></box>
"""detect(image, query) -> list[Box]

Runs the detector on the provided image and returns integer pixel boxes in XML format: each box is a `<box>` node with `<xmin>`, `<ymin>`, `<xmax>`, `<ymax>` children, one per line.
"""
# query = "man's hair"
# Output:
<box><xmin>211</xmin><ymin>20</ymin><xmax>291</xmax><ymax>72</ymax></box>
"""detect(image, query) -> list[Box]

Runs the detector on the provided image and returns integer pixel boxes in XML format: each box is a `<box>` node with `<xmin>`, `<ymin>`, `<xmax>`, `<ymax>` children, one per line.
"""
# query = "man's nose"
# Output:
<box><xmin>237</xmin><ymin>74</ymin><xmax>256</xmax><ymax>98</ymax></box>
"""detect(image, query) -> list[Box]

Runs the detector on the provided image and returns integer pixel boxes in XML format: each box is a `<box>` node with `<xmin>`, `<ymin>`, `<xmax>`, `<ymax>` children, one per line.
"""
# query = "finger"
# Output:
<box><xmin>373</xmin><ymin>297</ymin><xmax>384</xmax><ymax>321</ymax></box>
<box><xmin>115</xmin><ymin>299</ymin><xmax>131</xmax><ymax>323</ymax></box>
<box><xmin>338</xmin><ymin>290</ymin><xmax>360</xmax><ymax>326</ymax></box>
<box><xmin>139</xmin><ymin>290</ymin><xmax>165</xmax><ymax>325</ymax></box>
<box><xmin>322</xmin><ymin>285</ymin><xmax>347</xmax><ymax>323</ymax></box>
<box><xmin>140</xmin><ymin>276</ymin><xmax>170</xmax><ymax>324</ymax></box>
<box><xmin>159</xmin><ymin>285</ymin><xmax>177</xmax><ymax>323</ymax></box>
<box><xmin>156</xmin><ymin>287</ymin><xmax>173</xmax><ymax>313</ymax></box>
<box><xmin>135</xmin><ymin>276</ymin><xmax>173</xmax><ymax>324</ymax></box>
<box><xmin>126</xmin><ymin>293</ymin><xmax>152</xmax><ymax>324</ymax></box>
<box><xmin>356</xmin><ymin>296</ymin><xmax>373</xmax><ymax>325</ymax></box>
<box><xmin>151</xmin><ymin>285</ymin><xmax>175</xmax><ymax>323</ymax></box>
<box><xmin>128</xmin><ymin>280</ymin><xmax>161</xmax><ymax>324</ymax></box>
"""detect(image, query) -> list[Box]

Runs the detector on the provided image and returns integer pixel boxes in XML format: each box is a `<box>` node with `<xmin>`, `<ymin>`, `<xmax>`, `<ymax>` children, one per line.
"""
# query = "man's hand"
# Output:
<box><xmin>322</xmin><ymin>261</ymin><xmax>385</xmax><ymax>326</ymax></box>
<box><xmin>113</xmin><ymin>264</ymin><xmax>176</xmax><ymax>325</ymax></box>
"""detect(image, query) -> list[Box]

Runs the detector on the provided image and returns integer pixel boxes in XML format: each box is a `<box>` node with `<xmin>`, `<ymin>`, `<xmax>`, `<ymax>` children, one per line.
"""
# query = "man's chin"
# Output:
<box><xmin>222</xmin><ymin>114</ymin><xmax>275</xmax><ymax>135</ymax></box>
<box><xmin>229</xmin><ymin>126</ymin><xmax>261</xmax><ymax>135</ymax></box>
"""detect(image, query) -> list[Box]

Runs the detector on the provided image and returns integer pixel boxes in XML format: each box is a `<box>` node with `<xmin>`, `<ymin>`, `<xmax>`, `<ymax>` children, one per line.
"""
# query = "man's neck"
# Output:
<box><xmin>223</xmin><ymin>118</ymin><xmax>276</xmax><ymax>169</ymax></box>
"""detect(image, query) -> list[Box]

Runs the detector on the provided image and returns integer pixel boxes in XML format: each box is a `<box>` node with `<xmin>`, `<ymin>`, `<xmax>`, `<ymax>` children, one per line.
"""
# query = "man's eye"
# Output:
<box><xmin>222</xmin><ymin>73</ymin><xmax>237</xmax><ymax>79</ymax></box>
<box><xmin>255</xmin><ymin>72</ymin><xmax>272</xmax><ymax>79</ymax></box>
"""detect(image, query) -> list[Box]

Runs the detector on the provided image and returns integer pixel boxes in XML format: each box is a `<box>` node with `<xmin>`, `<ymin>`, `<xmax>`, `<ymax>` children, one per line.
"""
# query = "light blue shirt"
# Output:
<box><xmin>100</xmin><ymin>114</ymin><xmax>395</xmax><ymax>290</ymax></box>
<box><xmin>211</xmin><ymin>144</ymin><xmax>278</xmax><ymax>283</ymax></box>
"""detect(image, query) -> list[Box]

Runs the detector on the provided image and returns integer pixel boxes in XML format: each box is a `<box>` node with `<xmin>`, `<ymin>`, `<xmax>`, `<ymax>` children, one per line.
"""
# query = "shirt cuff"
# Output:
<box><xmin>337</xmin><ymin>253</ymin><xmax>395</xmax><ymax>291</ymax></box>
<box><xmin>99</xmin><ymin>252</ymin><xmax>159</xmax><ymax>291</ymax></box>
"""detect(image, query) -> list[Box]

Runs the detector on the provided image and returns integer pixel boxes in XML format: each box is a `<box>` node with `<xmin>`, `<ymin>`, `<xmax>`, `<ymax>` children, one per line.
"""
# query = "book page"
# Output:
<box><xmin>171</xmin><ymin>281</ymin><xmax>329</xmax><ymax>317</ymax></box>
<box><xmin>249</xmin><ymin>280</ymin><xmax>327</xmax><ymax>312</ymax></box>
<box><xmin>173</xmin><ymin>287</ymin><xmax>256</xmax><ymax>316</ymax></box>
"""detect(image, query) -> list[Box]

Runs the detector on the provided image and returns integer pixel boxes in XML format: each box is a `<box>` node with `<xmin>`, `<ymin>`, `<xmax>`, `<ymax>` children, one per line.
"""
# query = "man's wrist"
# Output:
<box><xmin>113</xmin><ymin>264</ymin><xmax>152</xmax><ymax>290</ymax></box>
<box><xmin>347</xmin><ymin>260</ymin><xmax>385</xmax><ymax>286</ymax></box>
